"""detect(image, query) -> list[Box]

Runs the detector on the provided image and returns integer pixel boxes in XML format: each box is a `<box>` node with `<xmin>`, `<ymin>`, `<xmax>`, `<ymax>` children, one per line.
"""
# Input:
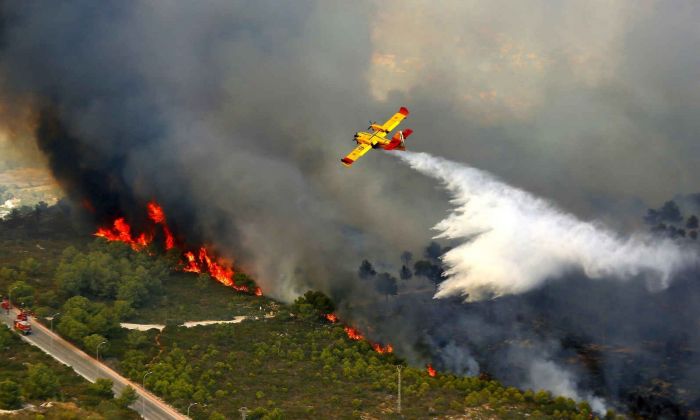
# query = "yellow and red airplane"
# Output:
<box><xmin>341</xmin><ymin>107</ymin><xmax>413</xmax><ymax>167</ymax></box>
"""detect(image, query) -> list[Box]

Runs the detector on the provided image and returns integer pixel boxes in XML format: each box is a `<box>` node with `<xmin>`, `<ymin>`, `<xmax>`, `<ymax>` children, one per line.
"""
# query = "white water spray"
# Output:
<box><xmin>398</xmin><ymin>152</ymin><xmax>696</xmax><ymax>301</ymax></box>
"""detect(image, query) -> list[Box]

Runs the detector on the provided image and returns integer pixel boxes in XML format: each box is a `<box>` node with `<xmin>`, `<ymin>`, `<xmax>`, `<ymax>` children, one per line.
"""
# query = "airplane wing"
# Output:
<box><xmin>377</xmin><ymin>107</ymin><xmax>409</xmax><ymax>134</ymax></box>
<box><xmin>341</xmin><ymin>143</ymin><xmax>373</xmax><ymax>167</ymax></box>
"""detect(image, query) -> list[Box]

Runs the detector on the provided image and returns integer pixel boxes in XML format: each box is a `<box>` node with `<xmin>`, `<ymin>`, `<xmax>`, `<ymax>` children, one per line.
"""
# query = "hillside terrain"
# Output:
<box><xmin>0</xmin><ymin>205</ymin><xmax>618</xmax><ymax>419</ymax></box>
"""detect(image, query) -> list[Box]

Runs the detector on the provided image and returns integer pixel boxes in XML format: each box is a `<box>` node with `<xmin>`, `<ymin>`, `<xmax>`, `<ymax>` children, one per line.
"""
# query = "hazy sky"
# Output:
<box><xmin>367</xmin><ymin>0</ymin><xmax>700</xmax><ymax>215</ymax></box>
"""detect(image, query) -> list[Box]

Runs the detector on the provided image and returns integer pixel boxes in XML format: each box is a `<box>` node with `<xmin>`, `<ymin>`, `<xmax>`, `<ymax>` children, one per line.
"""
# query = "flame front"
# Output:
<box><xmin>344</xmin><ymin>326</ymin><xmax>364</xmax><ymax>341</ymax></box>
<box><xmin>94</xmin><ymin>201</ymin><xmax>260</xmax><ymax>295</ymax></box>
<box><xmin>95</xmin><ymin>217</ymin><xmax>152</xmax><ymax>251</ymax></box>
<box><xmin>372</xmin><ymin>343</ymin><xmax>393</xmax><ymax>354</ymax></box>
<box><xmin>426</xmin><ymin>364</ymin><xmax>437</xmax><ymax>377</ymax></box>
<box><xmin>181</xmin><ymin>246</ymin><xmax>251</xmax><ymax>292</ymax></box>
<box><xmin>342</xmin><ymin>324</ymin><xmax>393</xmax><ymax>354</ymax></box>
<box><xmin>96</xmin><ymin>204</ymin><xmax>399</xmax><ymax>356</ymax></box>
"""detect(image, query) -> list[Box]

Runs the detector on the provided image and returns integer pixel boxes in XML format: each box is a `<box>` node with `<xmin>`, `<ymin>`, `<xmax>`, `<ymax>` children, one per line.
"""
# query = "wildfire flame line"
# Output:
<box><xmin>324</xmin><ymin>313</ymin><xmax>392</xmax><ymax>355</ymax></box>
<box><xmin>95</xmin><ymin>217</ymin><xmax>152</xmax><ymax>251</ymax></box>
<box><xmin>94</xmin><ymin>201</ymin><xmax>261</xmax><ymax>296</ymax></box>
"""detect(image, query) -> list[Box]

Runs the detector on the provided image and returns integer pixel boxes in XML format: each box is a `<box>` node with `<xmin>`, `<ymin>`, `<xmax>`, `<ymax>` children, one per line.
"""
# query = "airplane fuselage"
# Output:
<box><xmin>354</xmin><ymin>131</ymin><xmax>387</xmax><ymax>148</ymax></box>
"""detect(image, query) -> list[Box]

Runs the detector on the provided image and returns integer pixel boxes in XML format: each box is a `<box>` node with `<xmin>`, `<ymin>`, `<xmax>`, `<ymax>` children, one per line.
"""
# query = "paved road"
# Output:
<box><xmin>1</xmin><ymin>308</ymin><xmax>185</xmax><ymax>420</ymax></box>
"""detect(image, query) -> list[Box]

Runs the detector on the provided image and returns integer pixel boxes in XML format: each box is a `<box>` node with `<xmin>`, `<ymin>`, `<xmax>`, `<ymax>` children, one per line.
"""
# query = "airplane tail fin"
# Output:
<box><xmin>383</xmin><ymin>129</ymin><xmax>413</xmax><ymax>150</ymax></box>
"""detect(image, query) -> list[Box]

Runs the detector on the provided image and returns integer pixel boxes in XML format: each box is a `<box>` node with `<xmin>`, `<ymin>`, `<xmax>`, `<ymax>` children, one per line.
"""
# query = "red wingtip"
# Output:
<box><xmin>402</xmin><ymin>128</ymin><xmax>413</xmax><ymax>138</ymax></box>
<box><xmin>399</xmin><ymin>106</ymin><xmax>409</xmax><ymax>116</ymax></box>
<box><xmin>341</xmin><ymin>157</ymin><xmax>354</xmax><ymax>167</ymax></box>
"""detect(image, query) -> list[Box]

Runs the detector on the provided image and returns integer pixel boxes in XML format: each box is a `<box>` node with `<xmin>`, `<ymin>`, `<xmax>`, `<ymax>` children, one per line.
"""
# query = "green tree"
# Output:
<box><xmin>425</xmin><ymin>241</ymin><xmax>443</xmax><ymax>260</ymax></box>
<box><xmin>169</xmin><ymin>377</ymin><xmax>193</xmax><ymax>400</ymax></box>
<box><xmin>126</xmin><ymin>330</ymin><xmax>148</xmax><ymax>349</ymax></box>
<box><xmin>119</xmin><ymin>350</ymin><xmax>147</xmax><ymax>379</ymax></box>
<box><xmin>8</xmin><ymin>280</ymin><xmax>34</xmax><ymax>307</ymax></box>
<box><xmin>249</xmin><ymin>407</ymin><xmax>271</xmax><ymax>419</ymax></box>
<box><xmin>0</xmin><ymin>327</ymin><xmax>12</xmax><ymax>347</ymax></box>
<box><xmin>292</xmin><ymin>291</ymin><xmax>335</xmax><ymax>319</ymax></box>
<box><xmin>234</xmin><ymin>273</ymin><xmax>258</xmax><ymax>291</ymax></box>
<box><xmin>23</xmin><ymin>363</ymin><xmax>59</xmax><ymax>399</ymax></box>
<box><xmin>0</xmin><ymin>380</ymin><xmax>22</xmax><ymax>409</ymax></box>
<box><xmin>358</xmin><ymin>260</ymin><xmax>376</xmax><ymax>279</ymax></box>
<box><xmin>399</xmin><ymin>265</ymin><xmax>412</xmax><ymax>280</ymax></box>
<box><xmin>88</xmin><ymin>378</ymin><xmax>114</xmax><ymax>399</ymax></box>
<box><xmin>56</xmin><ymin>316</ymin><xmax>90</xmax><ymax>343</ymax></box>
<box><xmin>413</xmin><ymin>260</ymin><xmax>443</xmax><ymax>285</ymax></box>
<box><xmin>117</xmin><ymin>276</ymin><xmax>149</xmax><ymax>306</ymax></box>
<box><xmin>113</xmin><ymin>299</ymin><xmax>136</xmax><ymax>320</ymax></box>
<box><xmin>57</xmin><ymin>296</ymin><xmax>118</xmax><ymax>343</ymax></box>
<box><xmin>262</xmin><ymin>408</ymin><xmax>284</xmax><ymax>420</ymax></box>
<box><xmin>54</xmin><ymin>243</ymin><xmax>165</xmax><ymax>306</ymax></box>
<box><xmin>0</xmin><ymin>267</ymin><xmax>16</xmax><ymax>284</ymax></box>
<box><xmin>83</xmin><ymin>334</ymin><xmax>108</xmax><ymax>357</ymax></box>
<box><xmin>19</xmin><ymin>258</ymin><xmax>41</xmax><ymax>277</ymax></box>
<box><xmin>115</xmin><ymin>385</ymin><xmax>138</xmax><ymax>408</ymax></box>
<box><xmin>375</xmin><ymin>273</ymin><xmax>398</xmax><ymax>302</ymax></box>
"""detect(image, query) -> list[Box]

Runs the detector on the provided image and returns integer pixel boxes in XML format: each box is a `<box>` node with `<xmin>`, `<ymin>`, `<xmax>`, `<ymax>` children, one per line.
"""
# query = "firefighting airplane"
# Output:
<box><xmin>341</xmin><ymin>107</ymin><xmax>413</xmax><ymax>167</ymax></box>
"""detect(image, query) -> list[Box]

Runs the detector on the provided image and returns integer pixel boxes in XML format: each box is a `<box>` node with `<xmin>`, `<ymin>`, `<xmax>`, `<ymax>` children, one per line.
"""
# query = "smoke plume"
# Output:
<box><xmin>527</xmin><ymin>357</ymin><xmax>606</xmax><ymax>414</ymax></box>
<box><xmin>398</xmin><ymin>151</ymin><xmax>697</xmax><ymax>301</ymax></box>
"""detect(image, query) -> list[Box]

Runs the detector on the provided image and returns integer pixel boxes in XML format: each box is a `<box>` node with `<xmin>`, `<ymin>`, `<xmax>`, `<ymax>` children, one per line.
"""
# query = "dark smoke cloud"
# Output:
<box><xmin>0</xmin><ymin>1</ymin><xmax>446</xmax><ymax>298</ymax></box>
<box><xmin>3</xmin><ymin>1</ymin><xmax>700</xmax><ymax>415</ymax></box>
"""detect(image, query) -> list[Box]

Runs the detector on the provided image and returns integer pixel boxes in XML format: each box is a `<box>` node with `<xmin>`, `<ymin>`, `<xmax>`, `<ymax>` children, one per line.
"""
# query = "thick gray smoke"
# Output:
<box><xmin>398</xmin><ymin>152</ymin><xmax>697</xmax><ymax>301</ymax></box>
<box><xmin>0</xmin><ymin>2</ymin><xmax>444</xmax><ymax>301</ymax></box>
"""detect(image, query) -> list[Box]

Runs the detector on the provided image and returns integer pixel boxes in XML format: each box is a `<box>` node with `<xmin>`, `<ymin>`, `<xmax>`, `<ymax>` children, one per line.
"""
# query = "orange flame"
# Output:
<box><xmin>147</xmin><ymin>201</ymin><xmax>175</xmax><ymax>250</ymax></box>
<box><xmin>427</xmin><ymin>364</ymin><xmax>437</xmax><ymax>377</ymax></box>
<box><xmin>163</xmin><ymin>225</ymin><xmax>175</xmax><ymax>250</ymax></box>
<box><xmin>344</xmin><ymin>326</ymin><xmax>364</xmax><ymax>341</ymax></box>
<box><xmin>342</xmin><ymin>322</ymin><xmax>392</xmax><ymax>355</ymax></box>
<box><xmin>179</xmin><ymin>246</ymin><xmax>251</xmax><ymax>292</ymax></box>
<box><xmin>146</xmin><ymin>201</ymin><xmax>166</xmax><ymax>224</ymax></box>
<box><xmin>94</xmin><ymin>201</ymin><xmax>262</xmax><ymax>296</ymax></box>
<box><xmin>183</xmin><ymin>251</ymin><xmax>200</xmax><ymax>273</ymax></box>
<box><xmin>372</xmin><ymin>343</ymin><xmax>394</xmax><ymax>354</ymax></box>
<box><xmin>325</xmin><ymin>313</ymin><xmax>338</xmax><ymax>323</ymax></box>
<box><xmin>95</xmin><ymin>218</ymin><xmax>152</xmax><ymax>251</ymax></box>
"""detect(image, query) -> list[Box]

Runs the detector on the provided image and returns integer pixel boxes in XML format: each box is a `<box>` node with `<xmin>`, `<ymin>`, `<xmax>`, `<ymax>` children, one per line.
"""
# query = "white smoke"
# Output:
<box><xmin>527</xmin><ymin>358</ymin><xmax>607</xmax><ymax>414</ymax></box>
<box><xmin>397</xmin><ymin>152</ymin><xmax>697</xmax><ymax>301</ymax></box>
